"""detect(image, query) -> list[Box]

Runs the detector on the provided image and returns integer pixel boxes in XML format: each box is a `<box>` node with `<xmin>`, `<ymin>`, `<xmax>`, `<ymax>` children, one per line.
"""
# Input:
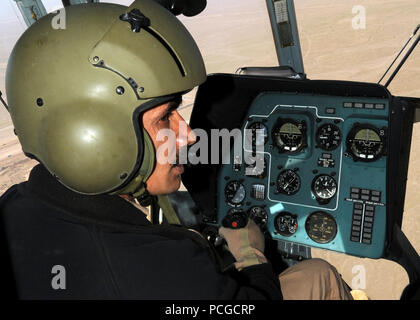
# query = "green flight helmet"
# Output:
<box><xmin>5</xmin><ymin>0</ymin><xmax>206</xmax><ymax>197</ymax></box>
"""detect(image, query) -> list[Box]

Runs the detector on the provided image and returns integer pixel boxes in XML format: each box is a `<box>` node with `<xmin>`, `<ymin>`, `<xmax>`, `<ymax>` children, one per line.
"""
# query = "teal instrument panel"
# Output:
<box><xmin>217</xmin><ymin>92</ymin><xmax>389</xmax><ymax>259</ymax></box>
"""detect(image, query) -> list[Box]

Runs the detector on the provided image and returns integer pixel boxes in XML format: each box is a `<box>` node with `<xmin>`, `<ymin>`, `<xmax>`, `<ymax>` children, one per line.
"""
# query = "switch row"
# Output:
<box><xmin>350</xmin><ymin>203</ymin><xmax>375</xmax><ymax>245</ymax></box>
<box><xmin>350</xmin><ymin>187</ymin><xmax>381</xmax><ymax>203</ymax></box>
<box><xmin>343</xmin><ymin>102</ymin><xmax>385</xmax><ymax>110</ymax></box>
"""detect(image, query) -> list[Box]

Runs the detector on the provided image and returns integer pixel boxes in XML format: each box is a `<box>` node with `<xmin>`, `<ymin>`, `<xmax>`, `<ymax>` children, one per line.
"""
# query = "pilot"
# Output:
<box><xmin>0</xmin><ymin>0</ymin><xmax>352</xmax><ymax>300</ymax></box>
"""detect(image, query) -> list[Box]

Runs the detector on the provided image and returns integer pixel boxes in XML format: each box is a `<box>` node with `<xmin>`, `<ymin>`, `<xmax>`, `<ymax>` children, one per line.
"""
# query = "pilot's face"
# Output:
<box><xmin>142</xmin><ymin>100</ymin><xmax>196</xmax><ymax>195</ymax></box>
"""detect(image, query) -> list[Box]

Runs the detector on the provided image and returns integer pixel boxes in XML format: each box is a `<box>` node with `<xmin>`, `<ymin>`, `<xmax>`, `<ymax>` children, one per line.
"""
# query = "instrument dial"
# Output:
<box><xmin>272</xmin><ymin>118</ymin><xmax>307</xmax><ymax>153</ymax></box>
<box><xmin>245</xmin><ymin>153</ymin><xmax>267</xmax><ymax>178</ymax></box>
<box><xmin>277</xmin><ymin>169</ymin><xmax>301</xmax><ymax>195</ymax></box>
<box><xmin>316</xmin><ymin>123</ymin><xmax>341</xmax><ymax>151</ymax></box>
<box><xmin>305</xmin><ymin>211</ymin><xmax>337</xmax><ymax>244</ymax></box>
<box><xmin>346</xmin><ymin>124</ymin><xmax>386</xmax><ymax>162</ymax></box>
<box><xmin>312</xmin><ymin>174</ymin><xmax>337</xmax><ymax>202</ymax></box>
<box><xmin>275</xmin><ymin>212</ymin><xmax>298</xmax><ymax>236</ymax></box>
<box><xmin>246</xmin><ymin>122</ymin><xmax>268</xmax><ymax>149</ymax></box>
<box><xmin>248</xmin><ymin>206</ymin><xmax>268</xmax><ymax>228</ymax></box>
<box><xmin>225</xmin><ymin>181</ymin><xmax>246</xmax><ymax>207</ymax></box>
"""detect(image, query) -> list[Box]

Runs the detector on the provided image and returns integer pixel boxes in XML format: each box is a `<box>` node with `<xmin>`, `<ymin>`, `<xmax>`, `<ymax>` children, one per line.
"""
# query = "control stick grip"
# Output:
<box><xmin>221</xmin><ymin>211</ymin><xmax>248</xmax><ymax>229</ymax></box>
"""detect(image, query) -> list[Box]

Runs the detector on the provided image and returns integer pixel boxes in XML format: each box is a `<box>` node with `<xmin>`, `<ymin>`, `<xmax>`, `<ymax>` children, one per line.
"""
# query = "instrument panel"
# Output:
<box><xmin>217</xmin><ymin>92</ymin><xmax>388</xmax><ymax>258</ymax></box>
<box><xmin>182</xmin><ymin>74</ymin><xmax>415</xmax><ymax>262</ymax></box>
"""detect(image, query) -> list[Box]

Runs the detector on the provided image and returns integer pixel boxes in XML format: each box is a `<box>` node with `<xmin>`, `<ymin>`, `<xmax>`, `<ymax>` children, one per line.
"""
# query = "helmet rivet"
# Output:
<box><xmin>120</xmin><ymin>172</ymin><xmax>128</xmax><ymax>179</ymax></box>
<box><xmin>36</xmin><ymin>98</ymin><xmax>44</xmax><ymax>107</ymax></box>
<box><xmin>93</xmin><ymin>56</ymin><xmax>99</xmax><ymax>62</ymax></box>
<box><xmin>138</xmin><ymin>87</ymin><xmax>144</xmax><ymax>93</ymax></box>
<box><xmin>116</xmin><ymin>86</ymin><xmax>125</xmax><ymax>95</ymax></box>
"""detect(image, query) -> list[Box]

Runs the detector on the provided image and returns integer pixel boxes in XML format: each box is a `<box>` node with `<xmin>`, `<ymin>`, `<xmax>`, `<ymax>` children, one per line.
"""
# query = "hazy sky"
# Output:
<box><xmin>0</xmin><ymin>0</ymin><xmax>258</xmax><ymax>93</ymax></box>
<box><xmin>1</xmin><ymin>0</ymin><xmax>419</xmax><ymax>124</ymax></box>
<box><xmin>0</xmin><ymin>0</ymin><xmax>133</xmax><ymax>59</ymax></box>
<box><xmin>0</xmin><ymin>0</ymin><xmax>222</xmax><ymax>72</ymax></box>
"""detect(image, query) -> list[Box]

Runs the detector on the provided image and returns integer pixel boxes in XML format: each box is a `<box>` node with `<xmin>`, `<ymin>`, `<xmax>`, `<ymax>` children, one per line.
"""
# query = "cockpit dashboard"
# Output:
<box><xmin>182</xmin><ymin>73</ymin><xmax>416</xmax><ymax>260</ymax></box>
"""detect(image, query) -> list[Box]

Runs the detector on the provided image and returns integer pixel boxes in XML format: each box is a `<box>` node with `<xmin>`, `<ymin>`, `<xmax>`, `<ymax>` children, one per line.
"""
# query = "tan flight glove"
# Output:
<box><xmin>219</xmin><ymin>219</ymin><xmax>268</xmax><ymax>271</ymax></box>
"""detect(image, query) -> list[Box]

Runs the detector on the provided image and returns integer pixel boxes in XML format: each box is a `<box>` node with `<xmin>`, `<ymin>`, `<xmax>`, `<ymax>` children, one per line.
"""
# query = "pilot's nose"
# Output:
<box><xmin>173</xmin><ymin>111</ymin><xmax>197</xmax><ymax>148</ymax></box>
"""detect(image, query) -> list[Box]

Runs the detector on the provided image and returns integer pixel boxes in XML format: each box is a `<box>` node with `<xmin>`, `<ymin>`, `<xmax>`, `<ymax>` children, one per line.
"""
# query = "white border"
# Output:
<box><xmin>243</xmin><ymin>104</ymin><xmax>344</xmax><ymax>212</ymax></box>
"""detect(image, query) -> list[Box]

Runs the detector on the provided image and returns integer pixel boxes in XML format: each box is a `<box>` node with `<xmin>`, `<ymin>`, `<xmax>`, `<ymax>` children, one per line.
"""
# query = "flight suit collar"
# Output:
<box><xmin>23</xmin><ymin>164</ymin><xmax>151</xmax><ymax>227</ymax></box>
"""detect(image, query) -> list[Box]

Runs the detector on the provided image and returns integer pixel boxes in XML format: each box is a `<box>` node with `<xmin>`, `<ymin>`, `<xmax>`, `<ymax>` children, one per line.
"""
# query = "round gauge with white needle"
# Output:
<box><xmin>277</xmin><ymin>169</ymin><xmax>301</xmax><ymax>195</ymax></box>
<box><xmin>316</xmin><ymin>123</ymin><xmax>341</xmax><ymax>151</ymax></box>
<box><xmin>312</xmin><ymin>174</ymin><xmax>337</xmax><ymax>204</ymax></box>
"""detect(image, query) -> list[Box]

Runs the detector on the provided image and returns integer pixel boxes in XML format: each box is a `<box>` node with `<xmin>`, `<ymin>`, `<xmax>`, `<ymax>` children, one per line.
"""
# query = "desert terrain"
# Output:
<box><xmin>1</xmin><ymin>0</ymin><xmax>419</xmax><ymax>299</ymax></box>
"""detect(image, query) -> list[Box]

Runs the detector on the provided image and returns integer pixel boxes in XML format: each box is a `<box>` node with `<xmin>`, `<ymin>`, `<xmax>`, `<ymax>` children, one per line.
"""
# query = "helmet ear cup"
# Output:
<box><xmin>38</xmin><ymin>98</ymin><xmax>139</xmax><ymax>194</ymax></box>
<box><xmin>113</xmin><ymin>129</ymin><xmax>155</xmax><ymax>197</ymax></box>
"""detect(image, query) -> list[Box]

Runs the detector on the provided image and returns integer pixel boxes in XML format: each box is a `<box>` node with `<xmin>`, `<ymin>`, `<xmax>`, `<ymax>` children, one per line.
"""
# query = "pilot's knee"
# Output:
<box><xmin>303</xmin><ymin>258</ymin><xmax>338</xmax><ymax>275</ymax></box>
<box><xmin>279</xmin><ymin>258</ymin><xmax>339</xmax><ymax>281</ymax></box>
<box><xmin>279</xmin><ymin>258</ymin><xmax>349</xmax><ymax>300</ymax></box>
<box><xmin>287</xmin><ymin>258</ymin><xmax>344</xmax><ymax>287</ymax></box>
<box><xmin>303</xmin><ymin>258</ymin><xmax>345</xmax><ymax>285</ymax></box>
<box><xmin>304</xmin><ymin>258</ymin><xmax>352</xmax><ymax>299</ymax></box>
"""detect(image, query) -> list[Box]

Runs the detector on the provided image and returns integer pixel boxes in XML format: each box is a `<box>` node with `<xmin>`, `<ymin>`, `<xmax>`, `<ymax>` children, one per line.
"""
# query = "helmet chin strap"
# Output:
<box><xmin>156</xmin><ymin>194</ymin><xmax>181</xmax><ymax>225</ymax></box>
<box><xmin>129</xmin><ymin>181</ymin><xmax>181</xmax><ymax>225</ymax></box>
<box><xmin>115</xmin><ymin>128</ymin><xmax>181</xmax><ymax>225</ymax></box>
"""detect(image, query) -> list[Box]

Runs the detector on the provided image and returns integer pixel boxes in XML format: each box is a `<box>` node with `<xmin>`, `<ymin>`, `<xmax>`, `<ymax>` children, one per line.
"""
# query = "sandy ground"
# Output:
<box><xmin>1</xmin><ymin>0</ymin><xmax>419</xmax><ymax>300</ymax></box>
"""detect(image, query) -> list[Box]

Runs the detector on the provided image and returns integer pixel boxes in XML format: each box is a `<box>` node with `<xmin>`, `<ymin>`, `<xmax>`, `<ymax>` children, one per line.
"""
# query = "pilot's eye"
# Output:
<box><xmin>160</xmin><ymin>111</ymin><xmax>172</xmax><ymax>122</ymax></box>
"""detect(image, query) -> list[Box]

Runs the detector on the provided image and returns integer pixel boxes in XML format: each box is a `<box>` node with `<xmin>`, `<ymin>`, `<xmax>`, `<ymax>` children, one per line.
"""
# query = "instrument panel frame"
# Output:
<box><xmin>182</xmin><ymin>73</ymin><xmax>416</xmax><ymax>263</ymax></box>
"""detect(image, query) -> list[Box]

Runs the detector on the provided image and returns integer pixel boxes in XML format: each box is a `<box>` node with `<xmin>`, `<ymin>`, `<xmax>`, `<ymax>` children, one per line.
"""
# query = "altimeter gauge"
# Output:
<box><xmin>316</xmin><ymin>123</ymin><xmax>341</xmax><ymax>151</ymax></box>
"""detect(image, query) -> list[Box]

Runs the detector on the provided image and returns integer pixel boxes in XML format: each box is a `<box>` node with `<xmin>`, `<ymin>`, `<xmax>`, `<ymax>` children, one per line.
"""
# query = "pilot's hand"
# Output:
<box><xmin>219</xmin><ymin>219</ymin><xmax>267</xmax><ymax>271</ymax></box>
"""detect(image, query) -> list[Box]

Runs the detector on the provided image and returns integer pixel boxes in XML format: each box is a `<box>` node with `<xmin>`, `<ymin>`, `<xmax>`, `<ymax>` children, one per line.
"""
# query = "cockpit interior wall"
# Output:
<box><xmin>182</xmin><ymin>73</ymin><xmax>416</xmax><ymax>260</ymax></box>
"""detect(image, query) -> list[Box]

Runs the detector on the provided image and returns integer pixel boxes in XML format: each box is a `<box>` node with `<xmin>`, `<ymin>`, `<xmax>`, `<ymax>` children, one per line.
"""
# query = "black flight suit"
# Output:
<box><xmin>0</xmin><ymin>165</ymin><xmax>282</xmax><ymax>299</ymax></box>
